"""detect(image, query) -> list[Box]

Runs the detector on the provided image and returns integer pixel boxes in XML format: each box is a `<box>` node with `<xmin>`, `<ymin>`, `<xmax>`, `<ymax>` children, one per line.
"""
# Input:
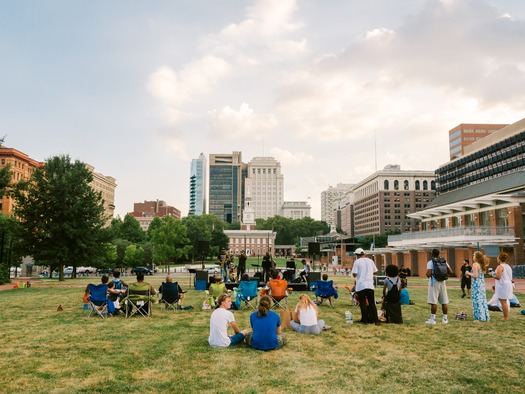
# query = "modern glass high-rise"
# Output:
<box><xmin>188</xmin><ymin>153</ymin><xmax>207</xmax><ymax>216</ymax></box>
<box><xmin>209</xmin><ymin>151</ymin><xmax>247</xmax><ymax>223</ymax></box>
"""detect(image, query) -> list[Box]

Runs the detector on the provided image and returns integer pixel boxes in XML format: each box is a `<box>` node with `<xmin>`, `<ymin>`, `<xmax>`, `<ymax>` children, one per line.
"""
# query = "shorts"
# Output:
<box><xmin>427</xmin><ymin>280</ymin><xmax>449</xmax><ymax>305</ymax></box>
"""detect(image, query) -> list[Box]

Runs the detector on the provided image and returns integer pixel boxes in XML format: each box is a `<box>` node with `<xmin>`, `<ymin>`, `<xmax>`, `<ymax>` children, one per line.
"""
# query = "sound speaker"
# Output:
<box><xmin>308</xmin><ymin>242</ymin><xmax>320</xmax><ymax>255</ymax></box>
<box><xmin>198</xmin><ymin>240</ymin><xmax>210</xmax><ymax>254</ymax></box>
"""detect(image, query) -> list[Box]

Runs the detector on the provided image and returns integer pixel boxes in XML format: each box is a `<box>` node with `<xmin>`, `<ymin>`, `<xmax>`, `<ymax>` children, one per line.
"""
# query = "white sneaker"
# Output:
<box><xmin>425</xmin><ymin>319</ymin><xmax>436</xmax><ymax>325</ymax></box>
<box><xmin>442</xmin><ymin>318</ymin><xmax>449</xmax><ymax>324</ymax></box>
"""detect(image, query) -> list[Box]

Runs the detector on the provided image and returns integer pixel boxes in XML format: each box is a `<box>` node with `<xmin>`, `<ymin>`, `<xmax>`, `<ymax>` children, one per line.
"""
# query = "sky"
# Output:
<box><xmin>2</xmin><ymin>0</ymin><xmax>525</xmax><ymax>220</ymax></box>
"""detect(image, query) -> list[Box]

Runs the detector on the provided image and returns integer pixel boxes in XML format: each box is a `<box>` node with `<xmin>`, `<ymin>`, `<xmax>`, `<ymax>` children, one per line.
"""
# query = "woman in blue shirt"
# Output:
<box><xmin>245</xmin><ymin>296</ymin><xmax>286</xmax><ymax>350</ymax></box>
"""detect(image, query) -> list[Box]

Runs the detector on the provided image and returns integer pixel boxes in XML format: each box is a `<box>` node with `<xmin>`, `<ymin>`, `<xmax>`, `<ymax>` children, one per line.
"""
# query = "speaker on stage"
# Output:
<box><xmin>198</xmin><ymin>240</ymin><xmax>210</xmax><ymax>255</ymax></box>
<box><xmin>308</xmin><ymin>242</ymin><xmax>320</xmax><ymax>255</ymax></box>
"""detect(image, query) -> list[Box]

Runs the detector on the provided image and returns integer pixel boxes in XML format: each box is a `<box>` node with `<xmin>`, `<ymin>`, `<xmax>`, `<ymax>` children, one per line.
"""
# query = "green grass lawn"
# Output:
<box><xmin>1</xmin><ymin>276</ymin><xmax>524</xmax><ymax>394</ymax></box>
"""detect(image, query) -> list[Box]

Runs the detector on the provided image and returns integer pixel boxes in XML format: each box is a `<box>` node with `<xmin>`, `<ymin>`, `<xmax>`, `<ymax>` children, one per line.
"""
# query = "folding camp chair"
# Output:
<box><xmin>159</xmin><ymin>282</ymin><xmax>183</xmax><ymax>311</ymax></box>
<box><xmin>123</xmin><ymin>283</ymin><xmax>153</xmax><ymax>318</ymax></box>
<box><xmin>315</xmin><ymin>280</ymin><xmax>339</xmax><ymax>307</ymax></box>
<box><xmin>87</xmin><ymin>283</ymin><xmax>111</xmax><ymax>318</ymax></box>
<box><xmin>268</xmin><ymin>279</ymin><xmax>290</xmax><ymax>310</ymax></box>
<box><xmin>236</xmin><ymin>280</ymin><xmax>260</xmax><ymax>310</ymax></box>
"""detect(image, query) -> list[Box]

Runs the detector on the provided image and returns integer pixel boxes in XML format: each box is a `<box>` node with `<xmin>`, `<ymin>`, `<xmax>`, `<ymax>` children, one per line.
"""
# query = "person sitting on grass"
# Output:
<box><xmin>245</xmin><ymin>295</ymin><xmax>286</xmax><ymax>351</ymax></box>
<box><xmin>208</xmin><ymin>294</ymin><xmax>248</xmax><ymax>348</ymax></box>
<box><xmin>291</xmin><ymin>293</ymin><xmax>331</xmax><ymax>335</ymax></box>
<box><xmin>400</xmin><ymin>279</ymin><xmax>413</xmax><ymax>305</ymax></box>
<box><xmin>208</xmin><ymin>275</ymin><xmax>229</xmax><ymax>307</ymax></box>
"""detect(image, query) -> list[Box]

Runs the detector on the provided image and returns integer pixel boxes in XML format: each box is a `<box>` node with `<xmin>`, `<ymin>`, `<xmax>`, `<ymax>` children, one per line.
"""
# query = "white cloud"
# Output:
<box><xmin>220</xmin><ymin>0</ymin><xmax>301</xmax><ymax>41</ymax></box>
<box><xmin>208</xmin><ymin>103</ymin><xmax>277</xmax><ymax>141</ymax></box>
<box><xmin>146</xmin><ymin>55</ymin><xmax>230</xmax><ymax>105</ymax></box>
<box><xmin>270</xmin><ymin>147</ymin><xmax>313</xmax><ymax>167</ymax></box>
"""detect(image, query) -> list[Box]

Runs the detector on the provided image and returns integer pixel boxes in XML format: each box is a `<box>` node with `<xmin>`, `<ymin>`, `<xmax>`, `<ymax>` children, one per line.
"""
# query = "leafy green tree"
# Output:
<box><xmin>112</xmin><ymin>239</ymin><xmax>131</xmax><ymax>268</ymax></box>
<box><xmin>121</xmin><ymin>214</ymin><xmax>145</xmax><ymax>243</ymax></box>
<box><xmin>12</xmin><ymin>155</ymin><xmax>106</xmax><ymax>281</ymax></box>
<box><xmin>123</xmin><ymin>244</ymin><xmax>144</xmax><ymax>268</ymax></box>
<box><xmin>182</xmin><ymin>215</ymin><xmax>212</xmax><ymax>260</ymax></box>
<box><xmin>150</xmin><ymin>216</ymin><xmax>191</xmax><ymax>267</ymax></box>
<box><xmin>146</xmin><ymin>216</ymin><xmax>163</xmax><ymax>240</ymax></box>
<box><xmin>256</xmin><ymin>216</ymin><xmax>329</xmax><ymax>245</ymax></box>
<box><xmin>0</xmin><ymin>215</ymin><xmax>21</xmax><ymax>284</ymax></box>
<box><xmin>142</xmin><ymin>241</ymin><xmax>153</xmax><ymax>266</ymax></box>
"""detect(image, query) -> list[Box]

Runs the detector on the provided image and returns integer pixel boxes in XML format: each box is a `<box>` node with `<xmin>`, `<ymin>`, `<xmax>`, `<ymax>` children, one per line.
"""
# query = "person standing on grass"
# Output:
<box><xmin>492</xmin><ymin>252</ymin><xmax>513</xmax><ymax>321</ymax></box>
<box><xmin>465</xmin><ymin>251</ymin><xmax>490</xmax><ymax>322</ymax></box>
<box><xmin>208</xmin><ymin>294</ymin><xmax>248</xmax><ymax>348</ymax></box>
<box><xmin>236</xmin><ymin>250</ymin><xmax>247</xmax><ymax>282</ymax></box>
<box><xmin>351</xmin><ymin>248</ymin><xmax>380</xmax><ymax>326</ymax></box>
<box><xmin>460</xmin><ymin>259</ymin><xmax>472</xmax><ymax>299</ymax></box>
<box><xmin>426</xmin><ymin>249</ymin><xmax>453</xmax><ymax>325</ymax></box>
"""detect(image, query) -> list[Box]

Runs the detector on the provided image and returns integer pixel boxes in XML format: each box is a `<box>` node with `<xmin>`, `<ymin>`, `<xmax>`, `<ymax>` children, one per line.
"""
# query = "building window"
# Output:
<box><xmin>423</xmin><ymin>180</ymin><xmax>428</xmax><ymax>190</ymax></box>
<box><xmin>415</xmin><ymin>180</ymin><xmax>420</xmax><ymax>190</ymax></box>
<box><xmin>394</xmin><ymin>180</ymin><xmax>399</xmax><ymax>190</ymax></box>
<box><xmin>404</xmin><ymin>180</ymin><xmax>409</xmax><ymax>190</ymax></box>
<box><xmin>431</xmin><ymin>181</ymin><xmax>436</xmax><ymax>190</ymax></box>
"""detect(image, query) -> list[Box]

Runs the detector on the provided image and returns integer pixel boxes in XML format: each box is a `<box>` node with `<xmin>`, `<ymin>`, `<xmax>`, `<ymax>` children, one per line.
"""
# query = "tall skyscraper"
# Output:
<box><xmin>244</xmin><ymin>156</ymin><xmax>284</xmax><ymax>220</ymax></box>
<box><xmin>208</xmin><ymin>151</ymin><xmax>247</xmax><ymax>224</ymax></box>
<box><xmin>188</xmin><ymin>153</ymin><xmax>207</xmax><ymax>216</ymax></box>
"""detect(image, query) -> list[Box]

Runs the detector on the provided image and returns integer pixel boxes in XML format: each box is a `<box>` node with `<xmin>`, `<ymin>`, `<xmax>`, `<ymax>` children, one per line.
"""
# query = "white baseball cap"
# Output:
<box><xmin>354</xmin><ymin>248</ymin><xmax>365</xmax><ymax>255</ymax></box>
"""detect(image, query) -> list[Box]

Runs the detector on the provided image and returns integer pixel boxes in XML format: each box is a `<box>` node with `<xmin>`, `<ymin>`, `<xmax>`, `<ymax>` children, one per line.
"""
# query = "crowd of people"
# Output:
<box><xmin>83</xmin><ymin>248</ymin><xmax>522</xmax><ymax>351</ymax></box>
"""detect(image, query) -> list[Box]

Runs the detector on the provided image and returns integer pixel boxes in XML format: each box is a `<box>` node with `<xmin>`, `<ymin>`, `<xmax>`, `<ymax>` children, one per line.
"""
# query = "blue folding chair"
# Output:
<box><xmin>159</xmin><ymin>282</ymin><xmax>184</xmax><ymax>311</ymax></box>
<box><xmin>87</xmin><ymin>283</ymin><xmax>114</xmax><ymax>318</ymax></box>
<box><xmin>315</xmin><ymin>280</ymin><xmax>339</xmax><ymax>308</ymax></box>
<box><xmin>236</xmin><ymin>280</ymin><xmax>260</xmax><ymax>310</ymax></box>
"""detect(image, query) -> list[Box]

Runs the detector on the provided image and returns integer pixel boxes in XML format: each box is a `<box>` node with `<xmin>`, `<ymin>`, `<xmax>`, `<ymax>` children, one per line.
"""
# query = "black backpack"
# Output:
<box><xmin>432</xmin><ymin>258</ymin><xmax>449</xmax><ymax>281</ymax></box>
<box><xmin>384</xmin><ymin>278</ymin><xmax>401</xmax><ymax>303</ymax></box>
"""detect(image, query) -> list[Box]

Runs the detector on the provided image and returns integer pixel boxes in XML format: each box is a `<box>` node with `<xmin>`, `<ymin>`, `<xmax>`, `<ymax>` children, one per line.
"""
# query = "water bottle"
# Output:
<box><xmin>345</xmin><ymin>310</ymin><xmax>353</xmax><ymax>324</ymax></box>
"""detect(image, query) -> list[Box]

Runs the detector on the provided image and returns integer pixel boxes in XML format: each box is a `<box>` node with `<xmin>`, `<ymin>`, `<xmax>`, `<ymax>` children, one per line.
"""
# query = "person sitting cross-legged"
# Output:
<box><xmin>245</xmin><ymin>295</ymin><xmax>286</xmax><ymax>351</ymax></box>
<box><xmin>208</xmin><ymin>294</ymin><xmax>248</xmax><ymax>348</ymax></box>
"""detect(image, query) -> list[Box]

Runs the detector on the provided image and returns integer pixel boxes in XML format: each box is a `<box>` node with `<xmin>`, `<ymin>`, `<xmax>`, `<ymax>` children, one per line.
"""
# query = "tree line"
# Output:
<box><xmin>0</xmin><ymin>154</ymin><xmax>332</xmax><ymax>283</ymax></box>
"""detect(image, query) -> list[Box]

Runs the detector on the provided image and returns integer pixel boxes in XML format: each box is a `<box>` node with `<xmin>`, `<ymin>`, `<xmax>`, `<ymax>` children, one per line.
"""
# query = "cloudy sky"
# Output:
<box><xmin>2</xmin><ymin>0</ymin><xmax>524</xmax><ymax>220</ymax></box>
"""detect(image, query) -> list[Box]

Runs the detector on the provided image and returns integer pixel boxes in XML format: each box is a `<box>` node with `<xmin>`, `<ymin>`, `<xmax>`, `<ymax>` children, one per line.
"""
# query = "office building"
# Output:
<box><xmin>336</xmin><ymin>165</ymin><xmax>436</xmax><ymax>237</ymax></box>
<box><xmin>448</xmin><ymin>123</ymin><xmax>507</xmax><ymax>159</ymax></box>
<box><xmin>321</xmin><ymin>183</ymin><xmax>353</xmax><ymax>227</ymax></box>
<box><xmin>386</xmin><ymin>117</ymin><xmax>525</xmax><ymax>274</ymax></box>
<box><xmin>0</xmin><ymin>146</ymin><xmax>44</xmax><ymax>215</ymax></box>
<box><xmin>281</xmin><ymin>201</ymin><xmax>311</xmax><ymax>220</ymax></box>
<box><xmin>209</xmin><ymin>151</ymin><xmax>247</xmax><ymax>224</ymax></box>
<box><xmin>85</xmin><ymin>164</ymin><xmax>116</xmax><ymax>225</ymax></box>
<box><xmin>244</xmin><ymin>156</ymin><xmax>284</xmax><ymax>220</ymax></box>
<box><xmin>188</xmin><ymin>153</ymin><xmax>207</xmax><ymax>216</ymax></box>
<box><xmin>131</xmin><ymin>200</ymin><xmax>181</xmax><ymax>231</ymax></box>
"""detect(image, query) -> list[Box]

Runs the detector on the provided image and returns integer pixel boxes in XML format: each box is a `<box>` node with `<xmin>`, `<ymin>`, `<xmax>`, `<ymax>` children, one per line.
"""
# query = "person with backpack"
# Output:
<box><xmin>426</xmin><ymin>249</ymin><xmax>453</xmax><ymax>324</ymax></box>
<box><xmin>381</xmin><ymin>264</ymin><xmax>403</xmax><ymax>323</ymax></box>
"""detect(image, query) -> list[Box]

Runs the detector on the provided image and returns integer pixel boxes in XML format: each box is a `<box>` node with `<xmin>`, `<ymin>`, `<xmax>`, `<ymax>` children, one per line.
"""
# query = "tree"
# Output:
<box><xmin>123</xmin><ymin>244</ymin><xmax>144</xmax><ymax>268</ymax></box>
<box><xmin>12</xmin><ymin>155</ymin><xmax>106</xmax><ymax>281</ymax></box>
<box><xmin>150</xmin><ymin>216</ymin><xmax>191</xmax><ymax>268</ymax></box>
<box><xmin>182</xmin><ymin>215</ymin><xmax>212</xmax><ymax>260</ymax></box>
<box><xmin>121</xmin><ymin>214</ymin><xmax>145</xmax><ymax>243</ymax></box>
<box><xmin>112</xmin><ymin>239</ymin><xmax>131</xmax><ymax>268</ymax></box>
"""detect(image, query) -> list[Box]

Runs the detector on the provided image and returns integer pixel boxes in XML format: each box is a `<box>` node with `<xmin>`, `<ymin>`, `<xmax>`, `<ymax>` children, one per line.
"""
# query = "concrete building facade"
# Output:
<box><xmin>281</xmin><ymin>201</ymin><xmax>311</xmax><ymax>220</ymax></box>
<box><xmin>85</xmin><ymin>164</ymin><xmax>116</xmax><ymax>225</ymax></box>
<box><xmin>321</xmin><ymin>183</ymin><xmax>353</xmax><ymax>228</ymax></box>
<box><xmin>244</xmin><ymin>156</ymin><xmax>284</xmax><ymax>220</ymax></box>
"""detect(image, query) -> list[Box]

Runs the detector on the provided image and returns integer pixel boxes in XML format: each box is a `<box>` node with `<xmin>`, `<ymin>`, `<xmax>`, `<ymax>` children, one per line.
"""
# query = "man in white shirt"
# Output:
<box><xmin>208</xmin><ymin>294</ymin><xmax>248</xmax><ymax>347</ymax></box>
<box><xmin>352</xmin><ymin>248</ymin><xmax>380</xmax><ymax>326</ymax></box>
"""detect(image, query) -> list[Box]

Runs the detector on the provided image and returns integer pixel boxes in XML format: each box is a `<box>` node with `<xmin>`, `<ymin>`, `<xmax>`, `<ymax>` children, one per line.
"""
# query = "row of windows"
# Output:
<box><xmin>251</xmin><ymin>168</ymin><xmax>278</xmax><ymax>175</ymax></box>
<box><xmin>384</xmin><ymin>180</ymin><xmax>436</xmax><ymax>191</ymax></box>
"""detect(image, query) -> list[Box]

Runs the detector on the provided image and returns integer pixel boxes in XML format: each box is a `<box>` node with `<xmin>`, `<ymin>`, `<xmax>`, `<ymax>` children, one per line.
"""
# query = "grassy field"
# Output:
<box><xmin>1</xmin><ymin>275</ymin><xmax>524</xmax><ymax>394</ymax></box>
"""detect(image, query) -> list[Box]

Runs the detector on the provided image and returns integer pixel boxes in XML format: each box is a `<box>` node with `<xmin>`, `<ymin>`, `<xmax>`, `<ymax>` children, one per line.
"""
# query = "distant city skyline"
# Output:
<box><xmin>3</xmin><ymin>0</ymin><xmax>525</xmax><ymax>220</ymax></box>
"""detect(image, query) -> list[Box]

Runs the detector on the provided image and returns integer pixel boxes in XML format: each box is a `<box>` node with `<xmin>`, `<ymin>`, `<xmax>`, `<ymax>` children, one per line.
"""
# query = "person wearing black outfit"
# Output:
<box><xmin>460</xmin><ymin>259</ymin><xmax>472</xmax><ymax>298</ymax></box>
<box><xmin>237</xmin><ymin>251</ymin><xmax>247</xmax><ymax>282</ymax></box>
<box><xmin>262</xmin><ymin>252</ymin><xmax>274</xmax><ymax>283</ymax></box>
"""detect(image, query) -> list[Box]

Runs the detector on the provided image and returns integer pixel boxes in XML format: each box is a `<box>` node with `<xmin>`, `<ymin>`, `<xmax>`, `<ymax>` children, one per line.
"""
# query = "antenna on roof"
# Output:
<box><xmin>374</xmin><ymin>130</ymin><xmax>377</xmax><ymax>172</ymax></box>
